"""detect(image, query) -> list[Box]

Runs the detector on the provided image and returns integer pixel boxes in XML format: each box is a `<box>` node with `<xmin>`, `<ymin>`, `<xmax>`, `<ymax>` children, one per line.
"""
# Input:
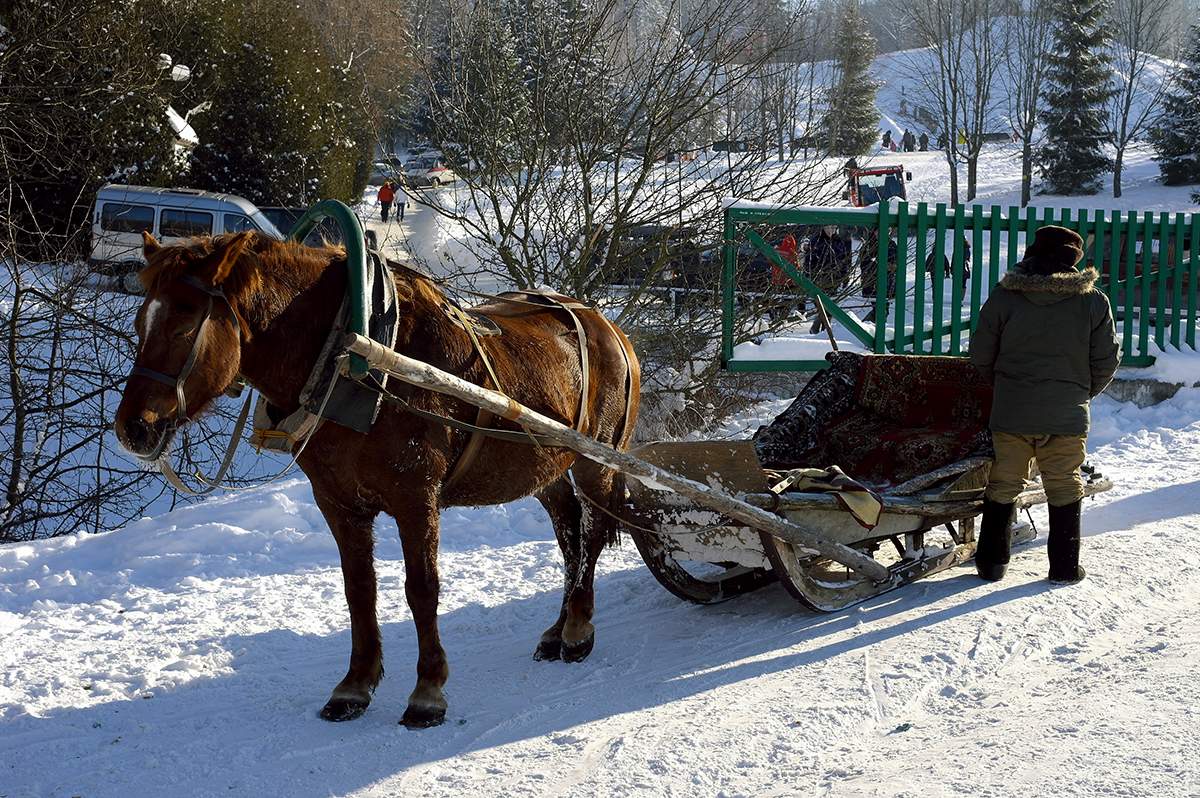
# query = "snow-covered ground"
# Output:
<box><xmin>2</xmin><ymin>388</ymin><xmax>1199</xmax><ymax>797</ymax></box>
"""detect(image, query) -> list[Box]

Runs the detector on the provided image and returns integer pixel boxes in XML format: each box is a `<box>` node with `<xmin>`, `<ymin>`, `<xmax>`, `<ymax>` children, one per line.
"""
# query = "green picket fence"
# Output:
<box><xmin>721</xmin><ymin>201</ymin><xmax>1200</xmax><ymax>372</ymax></box>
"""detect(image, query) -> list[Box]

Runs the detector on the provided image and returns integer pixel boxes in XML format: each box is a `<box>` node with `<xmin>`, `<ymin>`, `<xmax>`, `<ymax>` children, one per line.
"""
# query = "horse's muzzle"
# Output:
<box><xmin>119</xmin><ymin>415</ymin><xmax>177</xmax><ymax>462</ymax></box>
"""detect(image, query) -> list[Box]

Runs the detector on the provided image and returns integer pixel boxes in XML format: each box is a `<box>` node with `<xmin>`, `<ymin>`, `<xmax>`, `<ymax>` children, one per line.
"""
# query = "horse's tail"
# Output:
<box><xmin>605</xmin><ymin>471</ymin><xmax>627</xmax><ymax>548</ymax></box>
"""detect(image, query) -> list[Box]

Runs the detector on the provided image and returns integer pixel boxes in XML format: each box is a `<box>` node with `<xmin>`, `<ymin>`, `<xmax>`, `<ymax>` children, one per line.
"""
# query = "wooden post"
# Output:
<box><xmin>344</xmin><ymin>333</ymin><xmax>893</xmax><ymax>583</ymax></box>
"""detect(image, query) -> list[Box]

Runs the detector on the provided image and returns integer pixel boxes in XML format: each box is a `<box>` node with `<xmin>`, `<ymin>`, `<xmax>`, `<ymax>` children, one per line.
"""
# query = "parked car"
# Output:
<box><xmin>90</xmin><ymin>184</ymin><xmax>284</xmax><ymax>292</ymax></box>
<box><xmin>597</xmin><ymin>225</ymin><xmax>706</xmax><ymax>287</ymax></box>
<box><xmin>368</xmin><ymin>158</ymin><xmax>403</xmax><ymax>186</ymax></box>
<box><xmin>403</xmin><ymin>156</ymin><xmax>458</xmax><ymax>187</ymax></box>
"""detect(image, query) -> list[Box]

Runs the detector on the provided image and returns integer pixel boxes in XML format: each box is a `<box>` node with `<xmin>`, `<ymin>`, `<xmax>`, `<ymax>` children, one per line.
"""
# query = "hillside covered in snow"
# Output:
<box><xmin>796</xmin><ymin>17</ymin><xmax>1176</xmax><ymax>142</ymax></box>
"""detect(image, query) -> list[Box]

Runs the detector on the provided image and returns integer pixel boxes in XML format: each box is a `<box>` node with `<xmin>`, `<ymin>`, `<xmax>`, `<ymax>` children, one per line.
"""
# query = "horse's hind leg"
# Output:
<box><xmin>312</xmin><ymin>488</ymin><xmax>383</xmax><ymax>722</ymax></box>
<box><xmin>533</xmin><ymin>475</ymin><xmax>583</xmax><ymax>661</ymax></box>
<box><xmin>558</xmin><ymin>461</ymin><xmax>622</xmax><ymax>663</ymax></box>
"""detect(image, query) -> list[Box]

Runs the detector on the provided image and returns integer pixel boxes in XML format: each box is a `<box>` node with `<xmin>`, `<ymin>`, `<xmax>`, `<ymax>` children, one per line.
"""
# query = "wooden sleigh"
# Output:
<box><xmin>624</xmin><ymin>440</ymin><xmax>1110</xmax><ymax>611</ymax></box>
<box><xmin>625</xmin><ymin>352</ymin><xmax>1113</xmax><ymax>611</ymax></box>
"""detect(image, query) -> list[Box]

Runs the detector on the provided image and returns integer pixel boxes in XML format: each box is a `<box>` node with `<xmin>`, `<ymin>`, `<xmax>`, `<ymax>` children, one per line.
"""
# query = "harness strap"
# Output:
<box><xmin>441</xmin><ymin>303</ymin><xmax>507</xmax><ymax>491</ymax></box>
<box><xmin>496</xmin><ymin>290</ymin><xmax>591</xmax><ymax>434</ymax></box>
<box><xmin>560</xmin><ymin>301</ymin><xmax>590</xmax><ymax>434</ymax></box>
<box><xmin>157</xmin><ymin>390</ymin><xmax>254</xmax><ymax>496</ymax></box>
<box><xmin>365</xmin><ymin>374</ymin><xmax>561</xmax><ymax>447</ymax></box>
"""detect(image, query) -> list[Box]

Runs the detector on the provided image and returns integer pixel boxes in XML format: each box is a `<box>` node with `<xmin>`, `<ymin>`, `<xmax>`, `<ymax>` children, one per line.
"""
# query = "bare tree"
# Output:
<box><xmin>958</xmin><ymin>0</ymin><xmax>1000</xmax><ymax>201</ymax></box>
<box><xmin>1</xmin><ymin>1</ymin><xmax>284</xmax><ymax>540</ymax></box>
<box><xmin>896</xmin><ymin>0</ymin><xmax>968</xmax><ymax>204</ymax></box>
<box><xmin>1106</xmin><ymin>0</ymin><xmax>1174</xmax><ymax>198</ymax></box>
<box><xmin>1004</xmin><ymin>2</ymin><xmax>1054</xmax><ymax>206</ymax></box>
<box><xmin>408</xmin><ymin>0</ymin><xmax>845</xmax><ymax>433</ymax></box>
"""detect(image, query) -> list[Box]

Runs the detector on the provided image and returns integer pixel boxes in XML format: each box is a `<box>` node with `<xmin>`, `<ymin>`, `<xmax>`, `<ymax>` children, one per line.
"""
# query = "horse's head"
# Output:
<box><xmin>115</xmin><ymin>230</ymin><xmax>257</xmax><ymax>461</ymax></box>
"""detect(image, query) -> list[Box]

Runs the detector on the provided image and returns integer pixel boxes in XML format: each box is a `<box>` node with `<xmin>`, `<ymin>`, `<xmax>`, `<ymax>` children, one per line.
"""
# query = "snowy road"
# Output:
<box><xmin>2</xmin><ymin>391</ymin><xmax>1199</xmax><ymax>797</ymax></box>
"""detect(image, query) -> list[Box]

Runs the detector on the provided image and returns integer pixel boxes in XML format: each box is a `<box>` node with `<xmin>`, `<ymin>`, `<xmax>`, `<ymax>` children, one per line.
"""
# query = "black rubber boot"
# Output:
<box><xmin>975</xmin><ymin>498</ymin><xmax>1014</xmax><ymax>581</ymax></box>
<box><xmin>1047</xmin><ymin>500</ymin><xmax>1086</xmax><ymax>584</ymax></box>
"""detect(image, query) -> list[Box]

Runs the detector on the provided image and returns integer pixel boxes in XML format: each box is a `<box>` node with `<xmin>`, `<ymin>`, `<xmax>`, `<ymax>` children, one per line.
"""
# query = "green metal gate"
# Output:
<box><xmin>721</xmin><ymin>202</ymin><xmax>1200</xmax><ymax>371</ymax></box>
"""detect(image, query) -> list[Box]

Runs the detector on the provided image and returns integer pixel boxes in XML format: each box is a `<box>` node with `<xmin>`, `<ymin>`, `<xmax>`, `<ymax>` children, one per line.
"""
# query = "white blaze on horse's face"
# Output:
<box><xmin>139</xmin><ymin>298</ymin><xmax>166</xmax><ymax>352</ymax></box>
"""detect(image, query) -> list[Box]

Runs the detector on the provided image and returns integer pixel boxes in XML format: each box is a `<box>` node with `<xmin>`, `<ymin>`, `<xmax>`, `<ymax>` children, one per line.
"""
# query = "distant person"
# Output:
<box><xmin>969</xmin><ymin>226</ymin><xmax>1120</xmax><ymax>585</ymax></box>
<box><xmin>806</xmin><ymin>226</ymin><xmax>851</xmax><ymax>334</ymax></box>
<box><xmin>770</xmin><ymin>232</ymin><xmax>805</xmax><ymax>319</ymax></box>
<box><xmin>772</xmin><ymin>232</ymin><xmax>800</xmax><ymax>287</ymax></box>
<box><xmin>925</xmin><ymin>234</ymin><xmax>971</xmax><ymax>290</ymax></box>
<box><xmin>378</xmin><ymin>180</ymin><xmax>396</xmax><ymax>222</ymax></box>
<box><xmin>397</xmin><ymin>192</ymin><xmax>407</xmax><ymax>222</ymax></box>
<box><xmin>936</xmin><ymin>132</ymin><xmax>948</xmax><ymax>150</ymax></box>
<box><xmin>918</xmin><ymin>132</ymin><xmax>929</xmax><ymax>151</ymax></box>
<box><xmin>882</xmin><ymin>130</ymin><xmax>893</xmax><ymax>150</ymax></box>
<box><xmin>860</xmin><ymin>235</ymin><xmax>899</xmax><ymax>324</ymax></box>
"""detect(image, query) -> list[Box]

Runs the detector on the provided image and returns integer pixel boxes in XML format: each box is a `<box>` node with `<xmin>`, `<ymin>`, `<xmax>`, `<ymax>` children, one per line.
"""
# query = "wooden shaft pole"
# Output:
<box><xmin>344</xmin><ymin>333</ymin><xmax>892</xmax><ymax>582</ymax></box>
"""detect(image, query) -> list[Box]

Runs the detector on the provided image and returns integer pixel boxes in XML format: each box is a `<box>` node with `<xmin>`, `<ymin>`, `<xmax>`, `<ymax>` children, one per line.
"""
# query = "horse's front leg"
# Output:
<box><xmin>391</xmin><ymin>492</ymin><xmax>449</xmax><ymax>728</ymax></box>
<box><xmin>312</xmin><ymin>488</ymin><xmax>382</xmax><ymax>721</ymax></box>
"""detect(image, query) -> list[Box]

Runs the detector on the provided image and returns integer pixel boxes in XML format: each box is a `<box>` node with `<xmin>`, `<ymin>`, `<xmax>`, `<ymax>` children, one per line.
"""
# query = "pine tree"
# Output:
<box><xmin>1149</xmin><ymin>23</ymin><xmax>1200</xmax><ymax>190</ymax></box>
<box><xmin>822</xmin><ymin>0</ymin><xmax>880</xmax><ymax>157</ymax></box>
<box><xmin>1036</xmin><ymin>0</ymin><xmax>1116</xmax><ymax>195</ymax></box>
<box><xmin>1</xmin><ymin>0</ymin><xmax>180</xmax><ymax>257</ymax></box>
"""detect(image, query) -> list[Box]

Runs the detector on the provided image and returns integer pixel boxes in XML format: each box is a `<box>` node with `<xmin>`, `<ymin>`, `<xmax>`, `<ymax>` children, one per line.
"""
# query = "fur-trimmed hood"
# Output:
<box><xmin>999</xmin><ymin>264</ymin><xmax>1099</xmax><ymax>299</ymax></box>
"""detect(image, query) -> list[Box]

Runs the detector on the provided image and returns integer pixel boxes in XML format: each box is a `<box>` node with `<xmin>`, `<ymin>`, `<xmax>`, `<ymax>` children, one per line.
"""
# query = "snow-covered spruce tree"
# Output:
<box><xmin>440</xmin><ymin>4</ymin><xmax>531</xmax><ymax>175</ymax></box>
<box><xmin>1149</xmin><ymin>23</ymin><xmax>1200</xmax><ymax>189</ymax></box>
<box><xmin>1036</xmin><ymin>0</ymin><xmax>1116</xmax><ymax>195</ymax></box>
<box><xmin>822</xmin><ymin>0</ymin><xmax>880</xmax><ymax>156</ymax></box>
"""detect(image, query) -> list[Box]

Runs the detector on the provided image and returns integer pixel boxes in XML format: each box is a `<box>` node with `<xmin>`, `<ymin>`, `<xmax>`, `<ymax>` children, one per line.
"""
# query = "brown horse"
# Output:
<box><xmin>114</xmin><ymin>230</ymin><xmax>640</xmax><ymax>728</ymax></box>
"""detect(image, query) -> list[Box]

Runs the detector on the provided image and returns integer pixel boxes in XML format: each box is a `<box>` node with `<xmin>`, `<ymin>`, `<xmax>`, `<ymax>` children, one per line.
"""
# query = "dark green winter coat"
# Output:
<box><xmin>969</xmin><ymin>265</ymin><xmax>1120</xmax><ymax>435</ymax></box>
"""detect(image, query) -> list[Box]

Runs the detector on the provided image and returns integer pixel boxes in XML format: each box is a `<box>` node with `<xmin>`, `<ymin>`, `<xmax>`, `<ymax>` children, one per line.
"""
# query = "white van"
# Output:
<box><xmin>90</xmin><ymin>184</ymin><xmax>284</xmax><ymax>290</ymax></box>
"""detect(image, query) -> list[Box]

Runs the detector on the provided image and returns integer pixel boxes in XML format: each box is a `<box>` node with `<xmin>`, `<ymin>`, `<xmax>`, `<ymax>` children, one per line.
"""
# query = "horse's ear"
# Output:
<box><xmin>200</xmin><ymin>231</ymin><xmax>255</xmax><ymax>286</ymax></box>
<box><xmin>142</xmin><ymin>231</ymin><xmax>161</xmax><ymax>258</ymax></box>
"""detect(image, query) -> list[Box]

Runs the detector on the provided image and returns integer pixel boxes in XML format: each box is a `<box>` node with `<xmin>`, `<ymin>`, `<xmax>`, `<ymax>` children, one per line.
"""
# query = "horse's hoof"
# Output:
<box><xmin>400</xmin><ymin>704</ymin><xmax>446</xmax><ymax>729</ymax></box>
<box><xmin>320</xmin><ymin>697</ymin><xmax>369</xmax><ymax>722</ymax></box>
<box><xmin>560</xmin><ymin>632</ymin><xmax>595</xmax><ymax>663</ymax></box>
<box><xmin>533</xmin><ymin>637</ymin><xmax>562</xmax><ymax>661</ymax></box>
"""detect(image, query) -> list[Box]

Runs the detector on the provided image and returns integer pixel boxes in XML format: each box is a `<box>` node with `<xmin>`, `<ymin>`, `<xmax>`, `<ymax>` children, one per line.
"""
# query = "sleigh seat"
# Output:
<box><xmin>753</xmin><ymin>352</ymin><xmax>995</xmax><ymax>492</ymax></box>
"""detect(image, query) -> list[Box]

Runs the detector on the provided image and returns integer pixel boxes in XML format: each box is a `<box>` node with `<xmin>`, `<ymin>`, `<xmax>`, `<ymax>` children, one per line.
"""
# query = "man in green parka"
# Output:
<box><xmin>968</xmin><ymin>225</ymin><xmax>1121</xmax><ymax>584</ymax></box>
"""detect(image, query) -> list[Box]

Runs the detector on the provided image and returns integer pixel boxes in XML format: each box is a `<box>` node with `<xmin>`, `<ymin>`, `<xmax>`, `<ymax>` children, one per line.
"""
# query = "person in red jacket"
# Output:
<box><xmin>769</xmin><ymin>232</ymin><xmax>806</xmax><ymax>319</ymax></box>
<box><xmin>378</xmin><ymin>180</ymin><xmax>396</xmax><ymax>222</ymax></box>
<box><xmin>772</xmin><ymin>232</ymin><xmax>799</xmax><ymax>287</ymax></box>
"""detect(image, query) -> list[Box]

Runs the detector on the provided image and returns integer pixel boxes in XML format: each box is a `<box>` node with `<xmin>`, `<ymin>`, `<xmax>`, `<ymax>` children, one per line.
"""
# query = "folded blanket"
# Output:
<box><xmin>765</xmin><ymin>466</ymin><xmax>883</xmax><ymax>530</ymax></box>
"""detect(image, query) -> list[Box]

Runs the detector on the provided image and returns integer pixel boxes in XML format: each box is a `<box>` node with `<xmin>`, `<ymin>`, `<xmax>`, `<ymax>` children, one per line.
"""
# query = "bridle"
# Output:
<box><xmin>128</xmin><ymin>274</ymin><xmax>238</xmax><ymax>426</ymax></box>
<box><xmin>126</xmin><ymin>274</ymin><xmax>253</xmax><ymax>493</ymax></box>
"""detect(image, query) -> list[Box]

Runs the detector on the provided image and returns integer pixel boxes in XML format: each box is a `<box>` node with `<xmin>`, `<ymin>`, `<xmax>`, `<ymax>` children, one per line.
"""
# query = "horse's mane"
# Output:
<box><xmin>139</xmin><ymin>232</ymin><xmax>448</xmax><ymax>321</ymax></box>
